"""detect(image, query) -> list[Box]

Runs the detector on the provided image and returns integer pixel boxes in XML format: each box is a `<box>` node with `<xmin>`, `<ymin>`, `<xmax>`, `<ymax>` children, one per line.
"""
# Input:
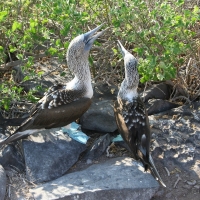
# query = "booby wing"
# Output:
<box><xmin>114</xmin><ymin>97</ymin><xmax>150</xmax><ymax>161</ymax></box>
<box><xmin>114</xmin><ymin>96</ymin><xmax>166</xmax><ymax>187</ymax></box>
<box><xmin>0</xmin><ymin>86</ymin><xmax>91</xmax><ymax>145</ymax></box>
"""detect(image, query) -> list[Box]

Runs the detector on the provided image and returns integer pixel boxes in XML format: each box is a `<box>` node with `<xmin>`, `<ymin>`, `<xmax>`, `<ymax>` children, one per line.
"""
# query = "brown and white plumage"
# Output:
<box><xmin>0</xmin><ymin>24</ymin><xmax>106</xmax><ymax>146</ymax></box>
<box><xmin>114</xmin><ymin>40</ymin><xmax>166</xmax><ymax>187</ymax></box>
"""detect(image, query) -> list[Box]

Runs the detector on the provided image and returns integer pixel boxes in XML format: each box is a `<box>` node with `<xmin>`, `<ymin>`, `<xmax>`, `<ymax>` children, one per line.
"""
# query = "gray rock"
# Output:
<box><xmin>22</xmin><ymin>128</ymin><xmax>86</xmax><ymax>183</ymax></box>
<box><xmin>80</xmin><ymin>100</ymin><xmax>117</xmax><ymax>132</ymax></box>
<box><xmin>30</xmin><ymin>157</ymin><xmax>159</xmax><ymax>200</ymax></box>
<box><xmin>0</xmin><ymin>165</ymin><xmax>7</xmax><ymax>200</ymax></box>
<box><xmin>142</xmin><ymin>82</ymin><xmax>172</xmax><ymax>102</ymax></box>
<box><xmin>147</xmin><ymin>99</ymin><xmax>179</xmax><ymax>115</ymax></box>
<box><xmin>150</xmin><ymin>101</ymin><xmax>200</xmax><ymax>178</ymax></box>
<box><xmin>83</xmin><ymin>134</ymin><xmax>111</xmax><ymax>160</ymax></box>
<box><xmin>0</xmin><ymin>143</ymin><xmax>25</xmax><ymax>171</ymax></box>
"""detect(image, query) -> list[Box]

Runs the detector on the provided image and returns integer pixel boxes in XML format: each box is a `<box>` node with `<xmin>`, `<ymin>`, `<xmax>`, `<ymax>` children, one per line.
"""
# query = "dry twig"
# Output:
<box><xmin>174</xmin><ymin>174</ymin><xmax>182</xmax><ymax>188</ymax></box>
<box><xmin>164</xmin><ymin>167</ymin><xmax>170</xmax><ymax>176</ymax></box>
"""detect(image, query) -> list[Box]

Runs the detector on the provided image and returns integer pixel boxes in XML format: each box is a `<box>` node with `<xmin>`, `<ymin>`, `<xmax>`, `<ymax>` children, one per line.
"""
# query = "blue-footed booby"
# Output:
<box><xmin>114</xmin><ymin>40</ymin><xmax>166</xmax><ymax>187</ymax></box>
<box><xmin>0</xmin><ymin>24</ymin><xmax>107</xmax><ymax>146</ymax></box>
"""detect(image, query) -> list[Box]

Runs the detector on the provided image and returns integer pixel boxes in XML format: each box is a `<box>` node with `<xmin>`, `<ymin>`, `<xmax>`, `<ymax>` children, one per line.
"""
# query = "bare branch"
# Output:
<box><xmin>0</xmin><ymin>53</ymin><xmax>47</xmax><ymax>71</ymax></box>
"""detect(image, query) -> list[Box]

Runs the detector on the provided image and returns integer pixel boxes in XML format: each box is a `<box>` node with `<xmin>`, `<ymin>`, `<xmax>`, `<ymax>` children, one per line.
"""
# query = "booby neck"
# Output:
<box><xmin>64</xmin><ymin>24</ymin><xmax>107</xmax><ymax>98</ymax></box>
<box><xmin>65</xmin><ymin>60</ymin><xmax>93</xmax><ymax>99</ymax></box>
<box><xmin>117</xmin><ymin>41</ymin><xmax>139</xmax><ymax>102</ymax></box>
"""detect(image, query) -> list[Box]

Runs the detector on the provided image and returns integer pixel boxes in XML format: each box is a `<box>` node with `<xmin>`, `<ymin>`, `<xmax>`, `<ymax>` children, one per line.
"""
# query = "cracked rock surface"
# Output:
<box><xmin>30</xmin><ymin>157</ymin><xmax>159</xmax><ymax>200</ymax></box>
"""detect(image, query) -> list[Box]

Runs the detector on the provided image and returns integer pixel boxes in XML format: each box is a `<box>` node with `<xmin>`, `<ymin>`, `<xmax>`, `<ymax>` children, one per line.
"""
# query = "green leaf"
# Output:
<box><xmin>12</xmin><ymin>21</ymin><xmax>22</xmax><ymax>32</ymax></box>
<box><xmin>64</xmin><ymin>41</ymin><xmax>69</xmax><ymax>49</ymax></box>
<box><xmin>140</xmin><ymin>76</ymin><xmax>146</xmax><ymax>83</ymax></box>
<box><xmin>112</xmin><ymin>48</ymin><xmax>118</xmax><ymax>55</ymax></box>
<box><xmin>0</xmin><ymin>46</ymin><xmax>4</xmax><ymax>51</ymax></box>
<box><xmin>56</xmin><ymin>39</ymin><xmax>61</xmax><ymax>47</ymax></box>
<box><xmin>193</xmin><ymin>5</ymin><xmax>199</xmax><ymax>14</ymax></box>
<box><xmin>157</xmin><ymin>73</ymin><xmax>165</xmax><ymax>80</ymax></box>
<box><xmin>9</xmin><ymin>45</ymin><xmax>17</xmax><ymax>53</ymax></box>
<box><xmin>30</xmin><ymin>19</ymin><xmax>38</xmax><ymax>28</ymax></box>
<box><xmin>0</xmin><ymin>11</ymin><xmax>8</xmax><ymax>22</ymax></box>
<box><xmin>23</xmin><ymin>76</ymin><xmax>30</xmax><ymax>81</ymax></box>
<box><xmin>4</xmin><ymin>103</ymin><xmax>9</xmax><ymax>111</ymax></box>
<box><xmin>133</xmin><ymin>47</ymin><xmax>143</xmax><ymax>55</ymax></box>
<box><xmin>89</xmin><ymin>55</ymin><xmax>93</xmax><ymax>65</ymax></box>
<box><xmin>60</xmin><ymin>72</ymin><xmax>66</xmax><ymax>76</ymax></box>
<box><xmin>159</xmin><ymin>61</ymin><xmax>166</xmax><ymax>69</ymax></box>
<box><xmin>37</xmin><ymin>71</ymin><xmax>44</xmax><ymax>76</ymax></box>
<box><xmin>48</xmin><ymin>47</ymin><xmax>58</xmax><ymax>55</ymax></box>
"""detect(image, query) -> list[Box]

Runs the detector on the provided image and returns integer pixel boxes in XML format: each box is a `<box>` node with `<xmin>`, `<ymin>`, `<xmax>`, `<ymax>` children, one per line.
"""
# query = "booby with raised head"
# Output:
<box><xmin>114</xmin><ymin>40</ymin><xmax>166</xmax><ymax>187</ymax></box>
<box><xmin>0</xmin><ymin>24</ymin><xmax>107</xmax><ymax>146</ymax></box>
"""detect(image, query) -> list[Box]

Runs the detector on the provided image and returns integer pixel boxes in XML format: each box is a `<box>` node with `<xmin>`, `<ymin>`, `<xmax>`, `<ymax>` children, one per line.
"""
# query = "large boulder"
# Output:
<box><xmin>80</xmin><ymin>100</ymin><xmax>117</xmax><ymax>132</ymax></box>
<box><xmin>142</xmin><ymin>82</ymin><xmax>172</xmax><ymax>102</ymax></box>
<box><xmin>80</xmin><ymin>82</ymin><xmax>118</xmax><ymax>132</ymax></box>
<box><xmin>22</xmin><ymin>128</ymin><xmax>86</xmax><ymax>183</ymax></box>
<box><xmin>147</xmin><ymin>99</ymin><xmax>179</xmax><ymax>115</ymax></box>
<box><xmin>30</xmin><ymin>157</ymin><xmax>159</xmax><ymax>200</ymax></box>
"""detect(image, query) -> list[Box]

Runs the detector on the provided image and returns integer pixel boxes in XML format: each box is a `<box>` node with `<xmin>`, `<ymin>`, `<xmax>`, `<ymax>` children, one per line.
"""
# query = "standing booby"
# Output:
<box><xmin>0</xmin><ymin>24</ymin><xmax>107</xmax><ymax>146</ymax></box>
<box><xmin>114</xmin><ymin>40</ymin><xmax>166</xmax><ymax>187</ymax></box>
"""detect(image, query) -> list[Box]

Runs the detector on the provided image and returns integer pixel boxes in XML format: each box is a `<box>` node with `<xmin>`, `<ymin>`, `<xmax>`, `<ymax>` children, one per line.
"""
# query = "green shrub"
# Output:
<box><xmin>0</xmin><ymin>0</ymin><xmax>199</xmax><ymax>109</ymax></box>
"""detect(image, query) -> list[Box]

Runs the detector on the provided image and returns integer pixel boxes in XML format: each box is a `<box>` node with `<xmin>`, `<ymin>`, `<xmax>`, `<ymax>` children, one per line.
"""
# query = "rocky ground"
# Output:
<box><xmin>0</xmin><ymin>59</ymin><xmax>200</xmax><ymax>200</ymax></box>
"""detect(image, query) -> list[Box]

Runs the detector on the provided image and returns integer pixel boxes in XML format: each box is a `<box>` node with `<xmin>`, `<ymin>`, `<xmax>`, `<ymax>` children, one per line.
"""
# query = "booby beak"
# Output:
<box><xmin>117</xmin><ymin>40</ymin><xmax>129</xmax><ymax>57</ymax></box>
<box><xmin>84</xmin><ymin>23</ymin><xmax>107</xmax><ymax>51</ymax></box>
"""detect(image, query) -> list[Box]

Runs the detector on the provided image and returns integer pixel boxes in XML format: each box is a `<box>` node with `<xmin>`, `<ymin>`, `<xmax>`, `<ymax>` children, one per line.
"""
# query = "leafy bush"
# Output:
<box><xmin>0</xmin><ymin>0</ymin><xmax>199</xmax><ymax>110</ymax></box>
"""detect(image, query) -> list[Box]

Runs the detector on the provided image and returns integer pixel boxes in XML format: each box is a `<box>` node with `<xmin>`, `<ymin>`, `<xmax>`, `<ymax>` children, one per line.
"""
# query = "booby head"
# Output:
<box><xmin>117</xmin><ymin>40</ymin><xmax>139</xmax><ymax>101</ymax></box>
<box><xmin>66</xmin><ymin>24</ymin><xmax>106</xmax><ymax>75</ymax></box>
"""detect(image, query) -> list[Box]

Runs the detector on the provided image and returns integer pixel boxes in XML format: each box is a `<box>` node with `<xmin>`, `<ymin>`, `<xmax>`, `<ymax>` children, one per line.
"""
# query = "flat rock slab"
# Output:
<box><xmin>23</xmin><ymin>128</ymin><xmax>86</xmax><ymax>183</ymax></box>
<box><xmin>0</xmin><ymin>165</ymin><xmax>7</xmax><ymax>200</ymax></box>
<box><xmin>30</xmin><ymin>157</ymin><xmax>159</xmax><ymax>200</ymax></box>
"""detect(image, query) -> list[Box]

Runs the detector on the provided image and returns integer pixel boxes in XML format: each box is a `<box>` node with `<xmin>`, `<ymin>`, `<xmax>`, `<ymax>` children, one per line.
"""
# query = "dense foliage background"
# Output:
<box><xmin>0</xmin><ymin>0</ymin><xmax>200</xmax><ymax>110</ymax></box>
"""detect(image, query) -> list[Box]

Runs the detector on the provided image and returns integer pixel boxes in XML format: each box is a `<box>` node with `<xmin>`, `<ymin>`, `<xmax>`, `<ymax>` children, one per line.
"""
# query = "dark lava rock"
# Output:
<box><xmin>30</xmin><ymin>157</ymin><xmax>159</xmax><ymax>200</ymax></box>
<box><xmin>142</xmin><ymin>83</ymin><xmax>172</xmax><ymax>102</ymax></box>
<box><xmin>0</xmin><ymin>143</ymin><xmax>25</xmax><ymax>171</ymax></box>
<box><xmin>0</xmin><ymin>165</ymin><xmax>7</xmax><ymax>200</ymax></box>
<box><xmin>80</xmin><ymin>100</ymin><xmax>117</xmax><ymax>132</ymax></box>
<box><xmin>147</xmin><ymin>99</ymin><xmax>179</xmax><ymax>115</ymax></box>
<box><xmin>22</xmin><ymin>128</ymin><xmax>86</xmax><ymax>183</ymax></box>
<box><xmin>83</xmin><ymin>133</ymin><xmax>111</xmax><ymax>160</ymax></box>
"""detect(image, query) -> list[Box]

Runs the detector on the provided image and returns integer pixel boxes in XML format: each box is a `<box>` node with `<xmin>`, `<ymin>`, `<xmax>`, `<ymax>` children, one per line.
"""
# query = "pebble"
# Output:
<box><xmin>182</xmin><ymin>184</ymin><xmax>192</xmax><ymax>189</ymax></box>
<box><xmin>154</xmin><ymin>189</ymin><xmax>164</xmax><ymax>197</ymax></box>
<box><xmin>165</xmin><ymin>192</ymin><xmax>172</xmax><ymax>198</ymax></box>
<box><xmin>86</xmin><ymin>159</ymin><xmax>92</xmax><ymax>164</ymax></box>
<box><xmin>194</xmin><ymin>185</ymin><xmax>200</xmax><ymax>189</ymax></box>
<box><xmin>187</xmin><ymin>180</ymin><xmax>196</xmax><ymax>186</ymax></box>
